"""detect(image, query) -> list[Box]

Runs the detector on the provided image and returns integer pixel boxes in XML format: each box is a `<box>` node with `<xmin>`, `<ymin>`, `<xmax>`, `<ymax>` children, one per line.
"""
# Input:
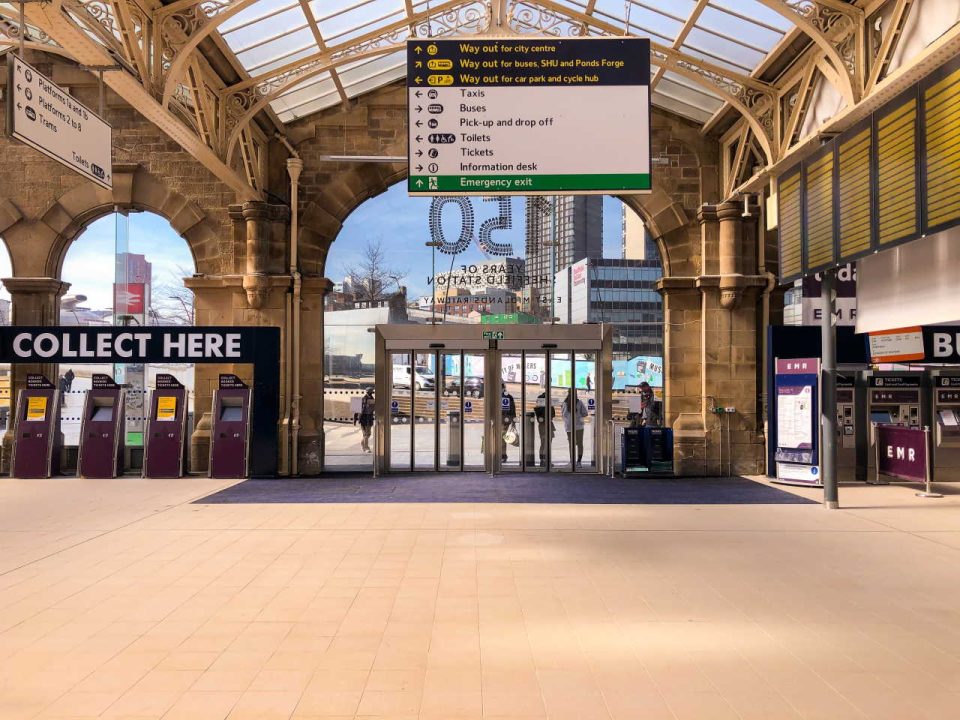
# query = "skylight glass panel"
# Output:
<box><xmin>248</xmin><ymin>45</ymin><xmax>319</xmax><ymax>77</ymax></box>
<box><xmin>235</xmin><ymin>27</ymin><xmax>316</xmax><ymax>69</ymax></box>
<box><xmin>682</xmin><ymin>27</ymin><xmax>766</xmax><ymax>72</ymax></box>
<box><xmin>344</xmin><ymin>61</ymin><xmax>407</xmax><ymax>99</ymax></box>
<box><xmin>697</xmin><ymin>5</ymin><xmax>784</xmax><ymax>52</ymax></box>
<box><xmin>220</xmin><ymin>0</ymin><xmax>298</xmax><ymax>34</ymax></box>
<box><xmin>709</xmin><ymin>0</ymin><xmax>794</xmax><ymax>34</ymax></box>
<box><xmin>325</xmin><ymin>7</ymin><xmax>409</xmax><ymax>46</ymax></box>
<box><xmin>659</xmin><ymin>71</ymin><xmax>724</xmax><ymax>109</ymax></box>
<box><xmin>222</xmin><ymin>6</ymin><xmax>308</xmax><ymax>56</ymax></box>
<box><xmin>315</xmin><ymin>0</ymin><xmax>406</xmax><ymax>40</ymax></box>
<box><xmin>272</xmin><ymin>73</ymin><xmax>339</xmax><ymax>116</ymax></box>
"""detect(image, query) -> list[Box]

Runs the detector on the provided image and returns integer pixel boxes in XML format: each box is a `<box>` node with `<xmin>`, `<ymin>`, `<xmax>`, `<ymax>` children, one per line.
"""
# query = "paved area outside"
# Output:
<box><xmin>2</xmin><ymin>477</ymin><xmax>960</xmax><ymax>719</ymax></box>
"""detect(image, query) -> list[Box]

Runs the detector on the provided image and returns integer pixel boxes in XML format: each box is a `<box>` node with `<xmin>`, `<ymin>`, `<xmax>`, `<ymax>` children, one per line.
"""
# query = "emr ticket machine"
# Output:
<box><xmin>209</xmin><ymin>374</ymin><xmax>251</xmax><ymax>478</ymax></box>
<box><xmin>866</xmin><ymin>372</ymin><xmax>927</xmax><ymax>479</ymax></box>
<box><xmin>77</xmin><ymin>373</ymin><xmax>125</xmax><ymax>478</ymax></box>
<box><xmin>143</xmin><ymin>374</ymin><xmax>188</xmax><ymax>478</ymax></box>
<box><xmin>10</xmin><ymin>374</ymin><xmax>61</xmax><ymax>478</ymax></box>
<box><xmin>929</xmin><ymin>370</ymin><xmax>960</xmax><ymax>482</ymax></box>
<box><xmin>836</xmin><ymin>374</ymin><xmax>857</xmax><ymax>475</ymax></box>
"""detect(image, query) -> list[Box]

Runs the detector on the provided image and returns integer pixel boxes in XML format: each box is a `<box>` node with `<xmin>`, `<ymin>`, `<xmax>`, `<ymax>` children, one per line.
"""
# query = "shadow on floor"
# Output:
<box><xmin>196</xmin><ymin>473</ymin><xmax>816</xmax><ymax>505</ymax></box>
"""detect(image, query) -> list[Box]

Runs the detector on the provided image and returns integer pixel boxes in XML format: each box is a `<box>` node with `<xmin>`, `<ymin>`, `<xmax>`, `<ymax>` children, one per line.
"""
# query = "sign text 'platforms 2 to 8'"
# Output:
<box><xmin>407</xmin><ymin>38</ymin><xmax>650</xmax><ymax>196</ymax></box>
<box><xmin>7</xmin><ymin>56</ymin><xmax>112</xmax><ymax>189</ymax></box>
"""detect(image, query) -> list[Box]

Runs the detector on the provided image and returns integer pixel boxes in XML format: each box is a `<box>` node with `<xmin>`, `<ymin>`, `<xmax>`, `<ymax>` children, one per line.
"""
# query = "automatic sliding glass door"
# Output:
<box><xmin>439</xmin><ymin>351</ymin><xmax>462</xmax><ymax>471</ymax></box>
<box><xmin>462</xmin><ymin>352</ymin><xmax>485</xmax><ymax>471</ymax></box>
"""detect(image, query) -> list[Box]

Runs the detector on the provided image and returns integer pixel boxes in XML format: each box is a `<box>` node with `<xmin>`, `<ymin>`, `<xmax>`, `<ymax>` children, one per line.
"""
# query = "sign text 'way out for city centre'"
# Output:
<box><xmin>7</xmin><ymin>56</ymin><xmax>112</xmax><ymax>189</ymax></box>
<box><xmin>407</xmin><ymin>38</ymin><xmax>650</xmax><ymax>196</ymax></box>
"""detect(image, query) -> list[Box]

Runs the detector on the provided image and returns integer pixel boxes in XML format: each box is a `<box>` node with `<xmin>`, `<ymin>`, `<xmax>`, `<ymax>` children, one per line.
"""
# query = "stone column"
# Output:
<box><xmin>659</xmin><ymin>276</ymin><xmax>707</xmax><ymax>476</ymax></box>
<box><xmin>296</xmin><ymin>276</ymin><xmax>332</xmax><ymax>475</ymax></box>
<box><xmin>697</xmin><ymin>203</ymin><xmax>767</xmax><ymax>476</ymax></box>
<box><xmin>0</xmin><ymin>277</ymin><xmax>69</xmax><ymax>473</ymax></box>
<box><xmin>186</xmin><ymin>201</ymin><xmax>291</xmax><ymax>474</ymax></box>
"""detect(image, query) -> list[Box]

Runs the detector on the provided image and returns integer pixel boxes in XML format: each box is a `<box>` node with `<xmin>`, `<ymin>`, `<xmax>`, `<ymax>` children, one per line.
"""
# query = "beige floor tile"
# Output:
<box><xmin>7</xmin><ymin>479</ymin><xmax>960</xmax><ymax>720</ymax></box>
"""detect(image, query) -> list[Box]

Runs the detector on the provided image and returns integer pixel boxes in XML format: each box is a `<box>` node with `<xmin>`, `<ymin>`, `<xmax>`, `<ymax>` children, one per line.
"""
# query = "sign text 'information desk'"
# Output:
<box><xmin>407</xmin><ymin>38</ymin><xmax>650</xmax><ymax>196</ymax></box>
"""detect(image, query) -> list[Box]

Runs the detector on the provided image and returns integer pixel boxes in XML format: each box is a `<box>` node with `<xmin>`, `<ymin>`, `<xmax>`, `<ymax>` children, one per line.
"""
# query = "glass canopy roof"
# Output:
<box><xmin>217</xmin><ymin>0</ymin><xmax>795</xmax><ymax>124</ymax></box>
<box><xmin>213</xmin><ymin>0</ymin><xmax>797</xmax><ymax>124</ymax></box>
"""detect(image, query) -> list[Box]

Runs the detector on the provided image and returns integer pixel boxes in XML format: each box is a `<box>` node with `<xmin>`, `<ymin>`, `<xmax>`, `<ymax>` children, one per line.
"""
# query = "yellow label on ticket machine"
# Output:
<box><xmin>26</xmin><ymin>396</ymin><xmax>47</xmax><ymax>421</ymax></box>
<box><xmin>156</xmin><ymin>396</ymin><xmax>177</xmax><ymax>422</ymax></box>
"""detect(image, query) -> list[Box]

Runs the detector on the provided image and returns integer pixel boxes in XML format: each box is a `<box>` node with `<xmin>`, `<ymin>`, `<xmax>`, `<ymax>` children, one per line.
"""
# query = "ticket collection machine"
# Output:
<box><xmin>10</xmin><ymin>374</ymin><xmax>61</xmax><ymax>478</ymax></box>
<box><xmin>836</xmin><ymin>374</ymin><xmax>857</xmax><ymax>476</ymax></box>
<box><xmin>77</xmin><ymin>373</ymin><xmax>125</xmax><ymax>478</ymax></box>
<box><xmin>866</xmin><ymin>372</ymin><xmax>927</xmax><ymax>478</ymax></box>
<box><xmin>209</xmin><ymin>374</ymin><xmax>251</xmax><ymax>478</ymax></box>
<box><xmin>929</xmin><ymin>370</ymin><xmax>960</xmax><ymax>482</ymax></box>
<box><xmin>143</xmin><ymin>374</ymin><xmax>189</xmax><ymax>478</ymax></box>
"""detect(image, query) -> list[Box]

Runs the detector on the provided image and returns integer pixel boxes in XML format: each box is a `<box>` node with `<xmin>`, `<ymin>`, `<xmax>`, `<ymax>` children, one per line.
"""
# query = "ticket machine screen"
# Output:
<box><xmin>871</xmin><ymin>411</ymin><xmax>892</xmax><ymax>424</ymax></box>
<box><xmin>91</xmin><ymin>405</ymin><xmax>114</xmax><ymax>422</ymax></box>
<box><xmin>220</xmin><ymin>405</ymin><xmax>243</xmax><ymax>422</ymax></box>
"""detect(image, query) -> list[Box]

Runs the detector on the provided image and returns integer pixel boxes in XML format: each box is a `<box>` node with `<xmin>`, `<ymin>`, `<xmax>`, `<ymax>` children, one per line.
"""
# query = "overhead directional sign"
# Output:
<box><xmin>407</xmin><ymin>38</ymin><xmax>650</xmax><ymax>196</ymax></box>
<box><xmin>7</xmin><ymin>56</ymin><xmax>112</xmax><ymax>189</ymax></box>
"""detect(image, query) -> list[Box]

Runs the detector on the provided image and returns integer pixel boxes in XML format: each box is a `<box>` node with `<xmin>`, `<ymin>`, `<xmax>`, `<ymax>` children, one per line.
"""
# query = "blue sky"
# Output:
<box><xmin>0</xmin><ymin>184</ymin><xmax>629</xmax><ymax>307</ymax></box>
<box><xmin>329</xmin><ymin>182</ymin><xmax>628</xmax><ymax>298</ymax></box>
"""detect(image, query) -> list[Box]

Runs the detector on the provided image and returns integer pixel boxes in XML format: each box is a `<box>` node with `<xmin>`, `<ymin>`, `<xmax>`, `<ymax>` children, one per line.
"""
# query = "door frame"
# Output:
<box><xmin>374</xmin><ymin>324</ymin><xmax>612</xmax><ymax>475</ymax></box>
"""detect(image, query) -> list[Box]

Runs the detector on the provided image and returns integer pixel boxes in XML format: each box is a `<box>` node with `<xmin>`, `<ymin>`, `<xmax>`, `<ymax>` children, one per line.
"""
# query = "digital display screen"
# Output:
<box><xmin>220</xmin><ymin>406</ymin><xmax>243</xmax><ymax>422</ymax></box>
<box><xmin>91</xmin><ymin>406</ymin><xmax>113</xmax><ymax>422</ymax></box>
<box><xmin>870</xmin><ymin>411</ymin><xmax>892</xmax><ymax>424</ymax></box>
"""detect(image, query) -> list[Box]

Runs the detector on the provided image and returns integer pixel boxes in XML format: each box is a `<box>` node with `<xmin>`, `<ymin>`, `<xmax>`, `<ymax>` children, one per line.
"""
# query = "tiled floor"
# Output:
<box><xmin>2</xmin><ymin>476</ymin><xmax>960</xmax><ymax>719</ymax></box>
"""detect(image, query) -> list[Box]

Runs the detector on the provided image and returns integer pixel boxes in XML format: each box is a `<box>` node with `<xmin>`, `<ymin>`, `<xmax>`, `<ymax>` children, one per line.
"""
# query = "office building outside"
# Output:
<box><xmin>524</xmin><ymin>196</ymin><xmax>603</xmax><ymax>316</ymax></box>
<box><xmin>621</xmin><ymin>204</ymin><xmax>659</xmax><ymax>260</ymax></box>
<box><xmin>554</xmin><ymin>258</ymin><xmax>663</xmax><ymax>358</ymax></box>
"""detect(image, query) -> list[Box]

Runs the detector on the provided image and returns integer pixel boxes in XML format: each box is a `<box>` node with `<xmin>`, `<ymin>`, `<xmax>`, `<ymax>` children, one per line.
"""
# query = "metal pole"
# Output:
<box><xmin>98</xmin><ymin>68</ymin><xmax>104</xmax><ymax>117</ymax></box>
<box><xmin>550</xmin><ymin>197</ymin><xmax>557</xmax><ymax>325</ymax></box>
<box><xmin>917</xmin><ymin>425</ymin><xmax>943</xmax><ymax>498</ymax></box>
<box><xmin>18</xmin><ymin>0</ymin><xmax>24</xmax><ymax>58</ymax></box>
<box><xmin>821</xmin><ymin>268</ymin><xmax>839</xmax><ymax>508</ymax></box>
<box><xmin>431</xmin><ymin>246</ymin><xmax>436</xmax><ymax>324</ymax></box>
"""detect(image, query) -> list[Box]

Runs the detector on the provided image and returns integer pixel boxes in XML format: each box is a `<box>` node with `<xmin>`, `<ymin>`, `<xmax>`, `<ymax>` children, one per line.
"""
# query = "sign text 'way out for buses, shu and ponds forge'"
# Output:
<box><xmin>407</xmin><ymin>38</ymin><xmax>650</xmax><ymax>196</ymax></box>
<box><xmin>7</xmin><ymin>56</ymin><xmax>112</xmax><ymax>189</ymax></box>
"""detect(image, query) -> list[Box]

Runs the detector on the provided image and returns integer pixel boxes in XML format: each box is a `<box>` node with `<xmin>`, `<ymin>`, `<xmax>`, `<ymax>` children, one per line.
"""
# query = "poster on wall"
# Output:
<box><xmin>612</xmin><ymin>356</ymin><xmax>663</xmax><ymax>390</ymax></box>
<box><xmin>774</xmin><ymin>357</ymin><xmax>821</xmax><ymax>486</ymax></box>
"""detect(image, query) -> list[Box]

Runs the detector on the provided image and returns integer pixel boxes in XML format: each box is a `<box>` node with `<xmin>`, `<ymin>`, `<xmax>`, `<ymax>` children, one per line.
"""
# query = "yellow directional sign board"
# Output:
<box><xmin>407</xmin><ymin>38</ymin><xmax>650</xmax><ymax>196</ymax></box>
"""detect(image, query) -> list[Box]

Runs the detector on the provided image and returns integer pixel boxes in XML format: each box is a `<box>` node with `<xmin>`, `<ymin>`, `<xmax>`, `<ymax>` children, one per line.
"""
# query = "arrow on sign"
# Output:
<box><xmin>415</xmin><ymin>120</ymin><xmax>423</xmax><ymax>127</ymax></box>
<box><xmin>415</xmin><ymin>135</ymin><xmax>422</xmax><ymax>142</ymax></box>
<box><xmin>416</xmin><ymin>105</ymin><xmax>422</xmax><ymax>113</ymax></box>
<box><xmin>415</xmin><ymin>61</ymin><xmax>422</xmax><ymax>68</ymax></box>
<box><xmin>416</xmin><ymin>165</ymin><xmax>423</xmax><ymax>171</ymax></box>
<box><xmin>414</xmin><ymin>46</ymin><xmax>423</xmax><ymax>54</ymax></box>
<box><xmin>415</xmin><ymin>90</ymin><xmax>422</xmax><ymax>97</ymax></box>
<box><xmin>414</xmin><ymin>77</ymin><xmax>422</xmax><ymax>85</ymax></box>
<box><xmin>416</xmin><ymin>150</ymin><xmax>423</xmax><ymax>157</ymax></box>
<box><xmin>415</xmin><ymin>179</ymin><xmax>424</xmax><ymax>187</ymax></box>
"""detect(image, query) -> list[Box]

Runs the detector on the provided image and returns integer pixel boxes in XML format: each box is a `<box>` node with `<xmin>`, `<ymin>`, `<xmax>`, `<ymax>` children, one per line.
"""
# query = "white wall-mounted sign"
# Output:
<box><xmin>7</xmin><ymin>56</ymin><xmax>112</xmax><ymax>189</ymax></box>
<box><xmin>407</xmin><ymin>37</ymin><xmax>650</xmax><ymax>196</ymax></box>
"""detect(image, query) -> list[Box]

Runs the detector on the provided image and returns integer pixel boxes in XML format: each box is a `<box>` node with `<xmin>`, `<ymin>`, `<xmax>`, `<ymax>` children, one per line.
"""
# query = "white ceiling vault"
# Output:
<box><xmin>0</xmin><ymin>0</ymin><xmax>951</xmax><ymax>202</ymax></box>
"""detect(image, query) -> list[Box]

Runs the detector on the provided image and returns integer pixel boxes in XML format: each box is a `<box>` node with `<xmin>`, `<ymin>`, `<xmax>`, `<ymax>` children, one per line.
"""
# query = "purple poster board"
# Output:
<box><xmin>876</xmin><ymin>424</ymin><xmax>928</xmax><ymax>483</ymax></box>
<box><xmin>774</xmin><ymin>358</ymin><xmax>819</xmax><ymax>465</ymax></box>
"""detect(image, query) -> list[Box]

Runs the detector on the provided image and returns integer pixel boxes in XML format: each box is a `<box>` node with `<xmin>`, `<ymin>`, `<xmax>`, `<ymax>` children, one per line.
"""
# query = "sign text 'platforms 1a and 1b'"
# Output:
<box><xmin>7</xmin><ymin>56</ymin><xmax>112</xmax><ymax>189</ymax></box>
<box><xmin>407</xmin><ymin>38</ymin><xmax>650</xmax><ymax>196</ymax></box>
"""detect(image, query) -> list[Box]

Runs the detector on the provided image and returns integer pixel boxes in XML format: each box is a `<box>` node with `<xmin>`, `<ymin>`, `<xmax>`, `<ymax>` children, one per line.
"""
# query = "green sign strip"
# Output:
<box><xmin>409</xmin><ymin>173</ymin><xmax>650</xmax><ymax>193</ymax></box>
